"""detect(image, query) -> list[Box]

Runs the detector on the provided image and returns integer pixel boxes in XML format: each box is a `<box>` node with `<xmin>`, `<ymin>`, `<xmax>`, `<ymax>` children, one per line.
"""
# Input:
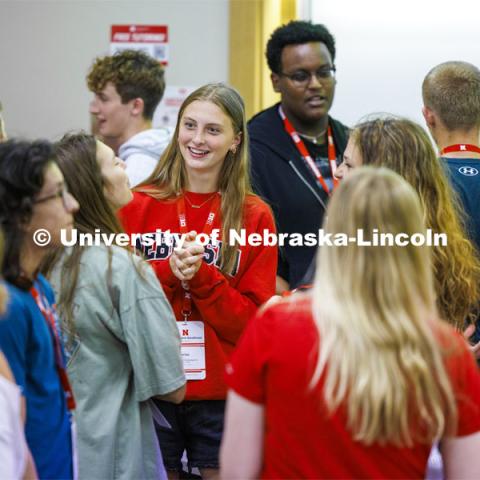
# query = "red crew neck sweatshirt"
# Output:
<box><xmin>120</xmin><ymin>191</ymin><xmax>277</xmax><ymax>400</ymax></box>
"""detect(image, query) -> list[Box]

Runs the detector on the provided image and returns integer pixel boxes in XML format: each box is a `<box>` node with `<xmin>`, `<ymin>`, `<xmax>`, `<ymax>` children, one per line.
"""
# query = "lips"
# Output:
<box><xmin>188</xmin><ymin>146</ymin><xmax>210</xmax><ymax>158</ymax></box>
<box><xmin>305</xmin><ymin>95</ymin><xmax>327</xmax><ymax>107</ymax></box>
<box><xmin>96</xmin><ymin>118</ymin><xmax>107</xmax><ymax>131</ymax></box>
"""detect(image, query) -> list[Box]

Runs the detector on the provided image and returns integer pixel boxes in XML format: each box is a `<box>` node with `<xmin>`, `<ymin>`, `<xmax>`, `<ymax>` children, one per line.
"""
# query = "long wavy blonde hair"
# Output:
<box><xmin>312</xmin><ymin>167</ymin><xmax>457</xmax><ymax>446</ymax></box>
<box><xmin>136</xmin><ymin>83</ymin><xmax>252</xmax><ymax>275</ymax></box>
<box><xmin>353</xmin><ymin>116</ymin><xmax>480</xmax><ymax>329</ymax></box>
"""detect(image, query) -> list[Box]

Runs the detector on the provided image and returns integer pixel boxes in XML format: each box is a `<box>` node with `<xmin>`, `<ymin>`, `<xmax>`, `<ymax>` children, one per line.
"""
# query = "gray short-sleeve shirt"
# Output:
<box><xmin>50</xmin><ymin>245</ymin><xmax>185</xmax><ymax>480</ymax></box>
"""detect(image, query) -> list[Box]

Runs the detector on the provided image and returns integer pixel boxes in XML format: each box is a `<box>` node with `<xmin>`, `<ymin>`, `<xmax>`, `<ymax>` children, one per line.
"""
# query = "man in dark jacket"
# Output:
<box><xmin>248</xmin><ymin>21</ymin><xmax>349</xmax><ymax>292</ymax></box>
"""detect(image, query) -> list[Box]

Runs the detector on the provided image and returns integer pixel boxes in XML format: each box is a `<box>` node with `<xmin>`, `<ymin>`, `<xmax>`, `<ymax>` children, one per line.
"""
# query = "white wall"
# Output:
<box><xmin>0</xmin><ymin>0</ymin><xmax>229</xmax><ymax>140</ymax></box>
<box><xmin>311</xmin><ymin>0</ymin><xmax>480</xmax><ymax>128</ymax></box>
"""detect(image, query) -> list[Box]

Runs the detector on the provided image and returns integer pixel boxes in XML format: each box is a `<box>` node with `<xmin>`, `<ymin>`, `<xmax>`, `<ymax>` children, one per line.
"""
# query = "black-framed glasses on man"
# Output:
<box><xmin>280</xmin><ymin>66</ymin><xmax>336</xmax><ymax>88</ymax></box>
<box><xmin>35</xmin><ymin>185</ymin><xmax>70</xmax><ymax>209</ymax></box>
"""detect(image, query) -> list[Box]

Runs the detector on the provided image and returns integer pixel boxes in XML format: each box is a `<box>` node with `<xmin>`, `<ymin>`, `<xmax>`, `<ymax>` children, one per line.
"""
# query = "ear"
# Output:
<box><xmin>230</xmin><ymin>132</ymin><xmax>242</xmax><ymax>153</ymax></box>
<box><xmin>271</xmin><ymin>73</ymin><xmax>281</xmax><ymax>93</ymax></box>
<box><xmin>422</xmin><ymin>106</ymin><xmax>436</xmax><ymax>129</ymax></box>
<box><xmin>130</xmin><ymin>98</ymin><xmax>145</xmax><ymax>117</ymax></box>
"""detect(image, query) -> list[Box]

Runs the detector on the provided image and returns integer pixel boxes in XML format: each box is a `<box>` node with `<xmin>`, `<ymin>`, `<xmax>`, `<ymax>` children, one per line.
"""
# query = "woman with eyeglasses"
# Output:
<box><xmin>0</xmin><ymin>139</ymin><xmax>79</xmax><ymax>479</ymax></box>
<box><xmin>221</xmin><ymin>167</ymin><xmax>480</xmax><ymax>479</ymax></box>
<box><xmin>43</xmin><ymin>133</ymin><xmax>186</xmax><ymax>480</ymax></box>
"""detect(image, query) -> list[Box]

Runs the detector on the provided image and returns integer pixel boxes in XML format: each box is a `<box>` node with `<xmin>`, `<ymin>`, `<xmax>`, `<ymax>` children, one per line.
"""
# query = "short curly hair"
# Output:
<box><xmin>87</xmin><ymin>49</ymin><xmax>165</xmax><ymax>120</ymax></box>
<box><xmin>0</xmin><ymin>139</ymin><xmax>55</xmax><ymax>289</ymax></box>
<box><xmin>266</xmin><ymin>20</ymin><xmax>336</xmax><ymax>74</ymax></box>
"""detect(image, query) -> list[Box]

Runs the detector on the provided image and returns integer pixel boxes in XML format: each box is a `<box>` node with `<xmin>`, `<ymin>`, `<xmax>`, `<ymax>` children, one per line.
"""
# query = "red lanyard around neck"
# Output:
<box><xmin>279</xmin><ymin>106</ymin><xmax>338</xmax><ymax>196</ymax></box>
<box><xmin>440</xmin><ymin>144</ymin><xmax>480</xmax><ymax>155</ymax></box>
<box><xmin>176</xmin><ymin>192</ymin><xmax>221</xmax><ymax>320</ymax></box>
<box><xmin>30</xmin><ymin>285</ymin><xmax>76</xmax><ymax>410</ymax></box>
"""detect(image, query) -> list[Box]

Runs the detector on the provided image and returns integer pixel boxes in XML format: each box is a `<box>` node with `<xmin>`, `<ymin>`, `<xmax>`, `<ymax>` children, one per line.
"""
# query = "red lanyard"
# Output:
<box><xmin>440</xmin><ymin>144</ymin><xmax>480</xmax><ymax>155</ymax></box>
<box><xmin>30</xmin><ymin>285</ymin><xmax>76</xmax><ymax>410</ymax></box>
<box><xmin>176</xmin><ymin>192</ymin><xmax>221</xmax><ymax>320</ymax></box>
<box><xmin>279</xmin><ymin>106</ymin><xmax>338</xmax><ymax>196</ymax></box>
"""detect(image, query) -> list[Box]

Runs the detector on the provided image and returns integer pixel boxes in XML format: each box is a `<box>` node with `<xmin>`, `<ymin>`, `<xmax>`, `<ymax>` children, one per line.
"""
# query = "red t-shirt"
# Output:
<box><xmin>226</xmin><ymin>295</ymin><xmax>480</xmax><ymax>479</ymax></box>
<box><xmin>121</xmin><ymin>191</ymin><xmax>277</xmax><ymax>400</ymax></box>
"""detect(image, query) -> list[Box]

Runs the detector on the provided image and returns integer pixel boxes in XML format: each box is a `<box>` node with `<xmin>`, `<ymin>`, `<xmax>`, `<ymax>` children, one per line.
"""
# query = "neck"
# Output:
<box><xmin>281</xmin><ymin>103</ymin><xmax>329</xmax><ymax>138</ymax></box>
<box><xmin>436</xmin><ymin>128</ymin><xmax>480</xmax><ymax>158</ymax></box>
<box><xmin>20</xmin><ymin>244</ymin><xmax>45</xmax><ymax>282</ymax></box>
<box><xmin>116</xmin><ymin>118</ymin><xmax>152</xmax><ymax>152</ymax></box>
<box><xmin>185</xmin><ymin>170</ymin><xmax>219</xmax><ymax>193</ymax></box>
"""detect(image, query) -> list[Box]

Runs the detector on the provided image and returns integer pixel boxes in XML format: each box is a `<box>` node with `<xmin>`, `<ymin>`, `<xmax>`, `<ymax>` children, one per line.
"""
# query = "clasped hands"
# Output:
<box><xmin>169</xmin><ymin>230</ymin><xmax>205</xmax><ymax>282</ymax></box>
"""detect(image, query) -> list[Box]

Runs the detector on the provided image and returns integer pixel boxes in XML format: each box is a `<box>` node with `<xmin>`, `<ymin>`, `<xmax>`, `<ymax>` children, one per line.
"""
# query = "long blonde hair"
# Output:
<box><xmin>136</xmin><ymin>83</ymin><xmax>252</xmax><ymax>275</ymax></box>
<box><xmin>353</xmin><ymin>116</ymin><xmax>480</xmax><ymax>329</ymax></box>
<box><xmin>312</xmin><ymin>167</ymin><xmax>457</xmax><ymax>446</ymax></box>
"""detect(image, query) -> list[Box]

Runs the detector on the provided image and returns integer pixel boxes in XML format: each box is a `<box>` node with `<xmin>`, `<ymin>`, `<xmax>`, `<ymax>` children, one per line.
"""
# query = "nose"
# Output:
<box><xmin>334</xmin><ymin>163</ymin><xmax>345</xmax><ymax>180</ymax></box>
<box><xmin>118</xmin><ymin>157</ymin><xmax>127</xmax><ymax>170</ymax></box>
<box><xmin>192</xmin><ymin>129</ymin><xmax>205</xmax><ymax>145</ymax></box>
<box><xmin>89</xmin><ymin>98</ymin><xmax>99</xmax><ymax>114</ymax></box>
<box><xmin>65</xmin><ymin>192</ymin><xmax>80</xmax><ymax>213</ymax></box>
<box><xmin>308</xmin><ymin>72</ymin><xmax>322</xmax><ymax>89</ymax></box>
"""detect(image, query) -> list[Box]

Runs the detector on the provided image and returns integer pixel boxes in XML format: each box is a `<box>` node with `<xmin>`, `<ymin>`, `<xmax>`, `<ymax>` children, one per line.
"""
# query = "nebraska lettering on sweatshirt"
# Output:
<box><xmin>120</xmin><ymin>190</ymin><xmax>277</xmax><ymax>400</ymax></box>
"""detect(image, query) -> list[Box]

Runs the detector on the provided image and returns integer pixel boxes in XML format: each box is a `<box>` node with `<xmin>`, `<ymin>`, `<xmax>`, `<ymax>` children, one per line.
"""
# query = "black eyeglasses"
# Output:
<box><xmin>280</xmin><ymin>66</ymin><xmax>336</xmax><ymax>88</ymax></box>
<box><xmin>35</xmin><ymin>185</ymin><xmax>70</xmax><ymax>209</ymax></box>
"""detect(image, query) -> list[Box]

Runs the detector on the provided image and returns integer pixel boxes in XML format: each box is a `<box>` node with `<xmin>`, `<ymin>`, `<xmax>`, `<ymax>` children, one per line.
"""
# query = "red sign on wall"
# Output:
<box><xmin>110</xmin><ymin>25</ymin><xmax>169</xmax><ymax>65</ymax></box>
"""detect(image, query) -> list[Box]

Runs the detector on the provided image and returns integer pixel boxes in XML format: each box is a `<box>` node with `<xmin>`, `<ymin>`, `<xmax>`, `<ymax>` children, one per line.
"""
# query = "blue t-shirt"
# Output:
<box><xmin>0</xmin><ymin>274</ymin><xmax>73</xmax><ymax>480</ymax></box>
<box><xmin>442</xmin><ymin>157</ymin><xmax>480</xmax><ymax>253</ymax></box>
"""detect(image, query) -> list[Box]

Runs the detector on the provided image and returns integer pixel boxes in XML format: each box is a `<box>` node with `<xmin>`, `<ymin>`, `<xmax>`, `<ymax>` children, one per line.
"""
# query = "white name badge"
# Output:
<box><xmin>177</xmin><ymin>320</ymin><xmax>206</xmax><ymax>380</ymax></box>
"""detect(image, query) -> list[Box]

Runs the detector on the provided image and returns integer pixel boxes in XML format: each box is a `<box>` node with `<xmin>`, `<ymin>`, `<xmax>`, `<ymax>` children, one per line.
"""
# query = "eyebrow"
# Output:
<box><xmin>290</xmin><ymin>64</ymin><xmax>333</xmax><ymax>72</ymax></box>
<box><xmin>183</xmin><ymin>117</ymin><xmax>223</xmax><ymax>128</ymax></box>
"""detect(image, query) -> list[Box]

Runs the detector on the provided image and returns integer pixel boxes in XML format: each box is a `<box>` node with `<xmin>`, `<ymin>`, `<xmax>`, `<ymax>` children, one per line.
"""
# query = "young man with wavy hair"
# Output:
<box><xmin>87</xmin><ymin>49</ymin><xmax>170</xmax><ymax>186</ymax></box>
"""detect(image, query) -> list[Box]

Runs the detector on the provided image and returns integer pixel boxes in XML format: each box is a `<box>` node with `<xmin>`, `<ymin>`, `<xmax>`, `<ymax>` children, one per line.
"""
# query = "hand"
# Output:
<box><xmin>169</xmin><ymin>231</ymin><xmax>205</xmax><ymax>281</ymax></box>
<box><xmin>259</xmin><ymin>295</ymin><xmax>283</xmax><ymax>314</ymax></box>
<box><xmin>463</xmin><ymin>323</ymin><xmax>480</xmax><ymax>359</ymax></box>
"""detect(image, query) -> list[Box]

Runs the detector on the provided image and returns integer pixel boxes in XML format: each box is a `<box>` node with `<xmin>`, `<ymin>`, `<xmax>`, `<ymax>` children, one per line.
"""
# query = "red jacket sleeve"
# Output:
<box><xmin>187</xmin><ymin>202</ymin><xmax>277</xmax><ymax>345</ymax></box>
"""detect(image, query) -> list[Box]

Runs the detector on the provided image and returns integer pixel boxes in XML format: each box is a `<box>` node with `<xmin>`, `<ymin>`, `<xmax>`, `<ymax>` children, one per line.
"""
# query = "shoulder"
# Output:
<box><xmin>120</xmin><ymin>189</ymin><xmax>164</xmax><ymax>221</ymax></box>
<box><xmin>248</xmin><ymin>104</ymin><xmax>283</xmax><ymax>137</ymax></box>
<box><xmin>329</xmin><ymin>116</ymin><xmax>350</xmax><ymax>150</ymax></box>
<box><xmin>0</xmin><ymin>283</ymin><xmax>31</xmax><ymax>338</ymax></box>
<box><xmin>253</xmin><ymin>294</ymin><xmax>314</xmax><ymax>338</ymax></box>
<box><xmin>82</xmin><ymin>244</ymin><xmax>136</xmax><ymax>274</ymax></box>
<box><xmin>119</xmin><ymin>128</ymin><xmax>171</xmax><ymax>156</ymax></box>
<box><xmin>243</xmin><ymin>194</ymin><xmax>275</xmax><ymax>223</ymax></box>
<box><xmin>2</xmin><ymin>282</ymin><xmax>29</xmax><ymax>318</ymax></box>
<box><xmin>248</xmin><ymin>104</ymin><xmax>279</xmax><ymax>127</ymax></box>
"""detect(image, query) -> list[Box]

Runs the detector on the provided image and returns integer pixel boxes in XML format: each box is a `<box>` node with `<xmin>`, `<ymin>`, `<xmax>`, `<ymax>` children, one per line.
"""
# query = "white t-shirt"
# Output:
<box><xmin>0</xmin><ymin>375</ymin><xmax>26</xmax><ymax>480</ymax></box>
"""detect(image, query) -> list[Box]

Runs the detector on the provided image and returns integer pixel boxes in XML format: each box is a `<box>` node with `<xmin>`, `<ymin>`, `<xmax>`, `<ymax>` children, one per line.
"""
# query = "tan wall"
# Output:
<box><xmin>229</xmin><ymin>0</ymin><xmax>297</xmax><ymax>119</ymax></box>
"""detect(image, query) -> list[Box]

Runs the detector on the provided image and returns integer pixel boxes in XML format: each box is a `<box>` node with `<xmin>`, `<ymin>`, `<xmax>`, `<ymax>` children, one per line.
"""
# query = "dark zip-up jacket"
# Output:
<box><xmin>248</xmin><ymin>103</ymin><xmax>349</xmax><ymax>289</ymax></box>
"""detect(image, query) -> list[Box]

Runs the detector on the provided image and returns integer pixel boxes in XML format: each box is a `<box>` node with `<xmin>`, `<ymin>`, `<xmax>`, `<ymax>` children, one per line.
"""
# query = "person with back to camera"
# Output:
<box><xmin>0</xmin><ymin>139</ymin><xmax>79</xmax><ymax>479</ymax></box>
<box><xmin>120</xmin><ymin>82</ymin><xmax>277</xmax><ymax>479</ymax></box>
<box><xmin>221</xmin><ymin>167</ymin><xmax>480</xmax><ymax>479</ymax></box>
<box><xmin>335</xmin><ymin>116</ymin><xmax>480</xmax><ymax>340</ymax></box>
<box><xmin>87</xmin><ymin>49</ymin><xmax>170</xmax><ymax>186</ymax></box>
<box><xmin>248</xmin><ymin>20</ymin><xmax>349</xmax><ymax>293</ymax></box>
<box><xmin>422</xmin><ymin>61</ymin><xmax>480</xmax><ymax>254</ymax></box>
<box><xmin>42</xmin><ymin>133</ymin><xmax>186</xmax><ymax>480</ymax></box>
